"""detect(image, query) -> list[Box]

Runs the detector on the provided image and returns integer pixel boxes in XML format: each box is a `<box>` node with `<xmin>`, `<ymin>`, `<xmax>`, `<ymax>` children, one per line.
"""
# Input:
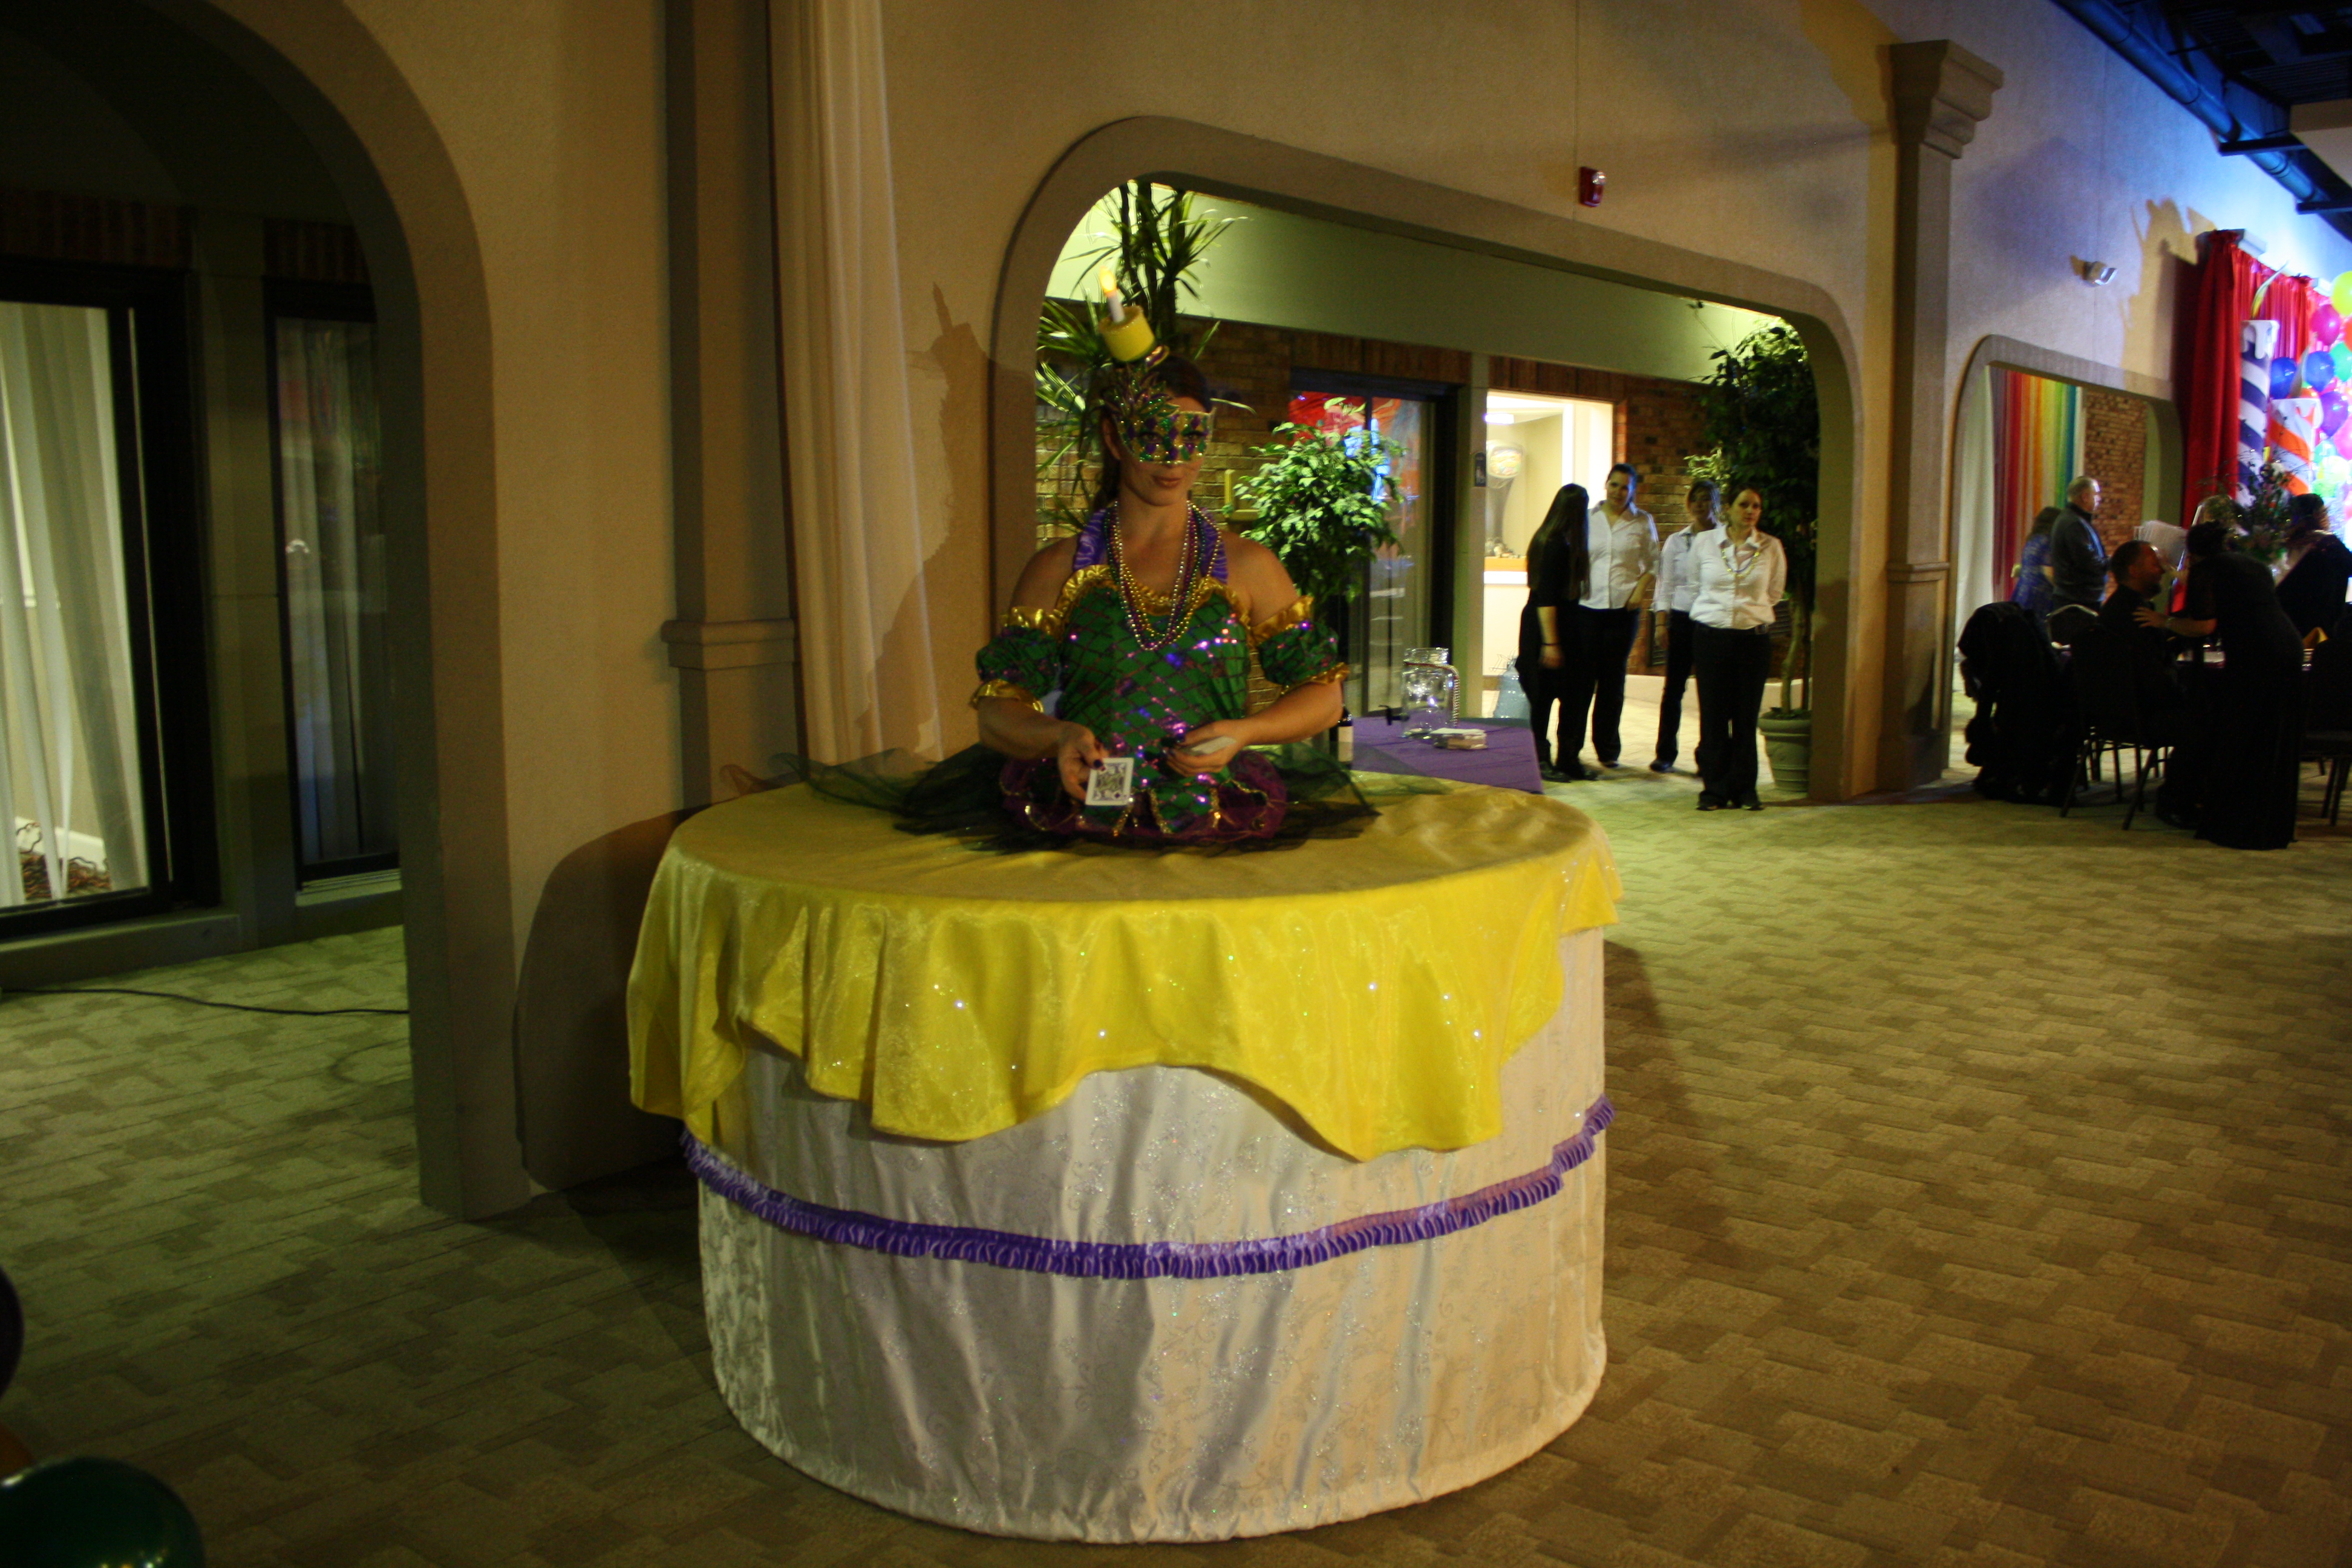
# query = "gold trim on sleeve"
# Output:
<box><xmin>1281</xmin><ymin>662</ymin><xmax>1351</xmax><ymax>696</ymax></box>
<box><xmin>1249</xmin><ymin>596</ymin><xmax>1318</xmax><ymax>648</ymax></box>
<box><xmin>970</xmin><ymin>679</ymin><xmax>1042</xmax><ymax>712</ymax></box>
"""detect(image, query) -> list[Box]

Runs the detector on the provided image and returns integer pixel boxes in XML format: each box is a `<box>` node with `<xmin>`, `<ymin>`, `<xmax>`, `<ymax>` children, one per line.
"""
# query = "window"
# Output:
<box><xmin>269</xmin><ymin>284</ymin><xmax>395</xmax><ymax>882</ymax></box>
<box><xmin>0</xmin><ymin>263</ymin><xmax>211</xmax><ymax>933</ymax></box>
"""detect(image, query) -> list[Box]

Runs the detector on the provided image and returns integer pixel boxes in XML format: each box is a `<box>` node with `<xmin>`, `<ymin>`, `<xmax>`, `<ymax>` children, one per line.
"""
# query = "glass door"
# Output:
<box><xmin>1285</xmin><ymin>383</ymin><xmax>1448</xmax><ymax>714</ymax></box>
<box><xmin>0</xmin><ymin>258</ymin><xmax>213</xmax><ymax>935</ymax></box>
<box><xmin>269</xmin><ymin>286</ymin><xmax>395</xmax><ymax>881</ymax></box>
<box><xmin>0</xmin><ymin>295</ymin><xmax>166</xmax><ymax>924</ymax></box>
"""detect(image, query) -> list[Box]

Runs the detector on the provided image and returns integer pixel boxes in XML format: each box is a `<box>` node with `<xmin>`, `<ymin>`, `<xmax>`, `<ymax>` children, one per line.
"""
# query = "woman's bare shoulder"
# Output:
<box><xmin>1218</xmin><ymin>529</ymin><xmax>1302</xmax><ymax>610</ymax></box>
<box><xmin>1009</xmin><ymin>536</ymin><xmax>1080</xmax><ymax>611</ymax></box>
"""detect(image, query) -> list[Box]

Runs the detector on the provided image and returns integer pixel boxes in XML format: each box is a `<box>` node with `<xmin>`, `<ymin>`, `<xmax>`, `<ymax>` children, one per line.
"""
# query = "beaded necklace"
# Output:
<box><xmin>1107</xmin><ymin>501</ymin><xmax>1210</xmax><ymax>653</ymax></box>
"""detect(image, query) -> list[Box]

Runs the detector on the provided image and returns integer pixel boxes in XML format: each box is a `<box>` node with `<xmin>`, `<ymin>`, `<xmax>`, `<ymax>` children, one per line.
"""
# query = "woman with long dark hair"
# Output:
<box><xmin>1520</xmin><ymin>483</ymin><xmax>1591</xmax><ymax>781</ymax></box>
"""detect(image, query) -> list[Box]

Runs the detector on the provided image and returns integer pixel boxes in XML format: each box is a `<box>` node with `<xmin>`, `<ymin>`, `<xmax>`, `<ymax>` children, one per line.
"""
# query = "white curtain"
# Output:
<box><xmin>1952</xmin><ymin>364</ymin><xmax>1996</xmax><ymax>626</ymax></box>
<box><xmin>276</xmin><ymin>318</ymin><xmax>395</xmax><ymax>869</ymax></box>
<box><xmin>0</xmin><ymin>301</ymin><xmax>147</xmax><ymax>907</ymax></box>
<box><xmin>771</xmin><ymin>0</ymin><xmax>940</xmax><ymax>761</ymax></box>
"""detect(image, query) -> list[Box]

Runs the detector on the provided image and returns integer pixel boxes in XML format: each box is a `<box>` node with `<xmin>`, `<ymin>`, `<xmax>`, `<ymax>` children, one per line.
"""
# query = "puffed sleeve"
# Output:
<box><xmin>1252</xmin><ymin>598</ymin><xmax>1349</xmax><ymax>691</ymax></box>
<box><xmin>970</xmin><ymin>608</ymin><xmax>1062</xmax><ymax>711</ymax></box>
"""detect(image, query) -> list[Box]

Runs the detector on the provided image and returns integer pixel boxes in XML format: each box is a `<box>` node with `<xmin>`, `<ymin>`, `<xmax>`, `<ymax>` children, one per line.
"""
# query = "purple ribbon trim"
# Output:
<box><xmin>685</xmin><ymin>1094</ymin><xmax>1611</xmax><ymax>1280</ymax></box>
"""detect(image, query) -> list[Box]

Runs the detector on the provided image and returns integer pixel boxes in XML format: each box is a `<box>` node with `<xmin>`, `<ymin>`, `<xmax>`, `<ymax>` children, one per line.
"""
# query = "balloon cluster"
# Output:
<box><xmin>0</xmin><ymin>1264</ymin><xmax>207</xmax><ymax>1566</ymax></box>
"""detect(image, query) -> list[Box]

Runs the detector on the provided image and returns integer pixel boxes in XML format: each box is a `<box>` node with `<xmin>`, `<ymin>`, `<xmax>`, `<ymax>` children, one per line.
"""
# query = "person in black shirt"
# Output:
<box><xmin>2097</xmin><ymin>540</ymin><xmax>2183</xmax><ymax>719</ymax></box>
<box><xmin>1520</xmin><ymin>485</ymin><xmax>1592</xmax><ymax>781</ymax></box>
<box><xmin>2136</xmin><ymin>520</ymin><xmax>2304</xmax><ymax>848</ymax></box>
<box><xmin>2047</xmin><ymin>474</ymin><xmax>2108</xmax><ymax>643</ymax></box>
<box><xmin>2276</xmin><ymin>493</ymin><xmax>2352</xmax><ymax>638</ymax></box>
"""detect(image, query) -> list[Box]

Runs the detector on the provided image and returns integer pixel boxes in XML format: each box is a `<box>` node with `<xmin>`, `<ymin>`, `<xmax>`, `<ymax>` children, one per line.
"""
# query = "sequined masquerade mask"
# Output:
<box><xmin>1109</xmin><ymin>366</ymin><xmax>1212</xmax><ymax>464</ymax></box>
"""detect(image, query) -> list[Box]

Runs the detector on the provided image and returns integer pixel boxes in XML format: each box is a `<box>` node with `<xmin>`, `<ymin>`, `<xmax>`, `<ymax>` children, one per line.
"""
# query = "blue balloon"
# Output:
<box><xmin>2271</xmin><ymin>355</ymin><xmax>2302</xmax><ymax>398</ymax></box>
<box><xmin>2306</xmin><ymin>349</ymin><xmax>2339</xmax><ymax>392</ymax></box>
<box><xmin>0</xmin><ymin>1458</ymin><xmax>204</xmax><ymax>1567</ymax></box>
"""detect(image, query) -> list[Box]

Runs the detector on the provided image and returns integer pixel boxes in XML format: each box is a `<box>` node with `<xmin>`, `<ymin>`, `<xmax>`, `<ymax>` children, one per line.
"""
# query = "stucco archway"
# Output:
<box><xmin>990</xmin><ymin>116</ymin><xmax>1869</xmax><ymax>800</ymax></box>
<box><xmin>141</xmin><ymin>0</ymin><xmax>523</xmax><ymax>1217</ymax></box>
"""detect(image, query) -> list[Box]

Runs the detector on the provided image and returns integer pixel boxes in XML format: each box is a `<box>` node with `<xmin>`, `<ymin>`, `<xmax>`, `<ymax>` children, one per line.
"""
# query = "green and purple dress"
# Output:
<box><xmin>972</xmin><ymin>506</ymin><xmax>1352</xmax><ymax>844</ymax></box>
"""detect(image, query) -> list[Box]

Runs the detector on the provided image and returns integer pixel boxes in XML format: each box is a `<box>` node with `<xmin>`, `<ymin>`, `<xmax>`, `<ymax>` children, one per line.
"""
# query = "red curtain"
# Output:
<box><xmin>2181</xmin><ymin>232</ymin><xmax>2262</xmax><ymax>520</ymax></box>
<box><xmin>2181</xmin><ymin>230</ymin><xmax>2325</xmax><ymax>518</ymax></box>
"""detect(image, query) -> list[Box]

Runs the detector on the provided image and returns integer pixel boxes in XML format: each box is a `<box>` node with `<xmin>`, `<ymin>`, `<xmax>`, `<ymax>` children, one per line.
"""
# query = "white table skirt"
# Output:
<box><xmin>695</xmin><ymin>929</ymin><xmax>1609</xmax><ymax>1541</ymax></box>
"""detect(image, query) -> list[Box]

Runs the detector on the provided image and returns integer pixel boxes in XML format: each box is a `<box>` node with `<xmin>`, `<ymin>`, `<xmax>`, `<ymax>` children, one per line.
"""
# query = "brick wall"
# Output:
<box><xmin>2080</xmin><ymin>387</ymin><xmax>2149</xmax><ymax>550</ymax></box>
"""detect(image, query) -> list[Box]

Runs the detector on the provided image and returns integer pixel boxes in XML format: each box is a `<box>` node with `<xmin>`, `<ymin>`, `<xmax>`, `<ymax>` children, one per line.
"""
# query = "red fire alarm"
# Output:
<box><xmin>1578</xmin><ymin>166</ymin><xmax>1606</xmax><ymax>207</ymax></box>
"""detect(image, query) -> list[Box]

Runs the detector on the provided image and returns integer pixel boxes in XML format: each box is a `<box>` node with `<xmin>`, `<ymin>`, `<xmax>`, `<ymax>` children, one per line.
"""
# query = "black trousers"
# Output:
<box><xmin>1693</xmin><ymin>622</ymin><xmax>1773</xmax><ymax>803</ymax></box>
<box><xmin>1654</xmin><ymin>609</ymin><xmax>1695</xmax><ymax>763</ymax></box>
<box><xmin>1554</xmin><ymin>606</ymin><xmax>1642</xmax><ymax>765</ymax></box>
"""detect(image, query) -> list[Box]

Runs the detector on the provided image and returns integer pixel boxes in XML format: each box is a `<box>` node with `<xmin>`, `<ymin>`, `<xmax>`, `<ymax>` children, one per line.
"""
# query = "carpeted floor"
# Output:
<box><xmin>2</xmin><ymin>734</ymin><xmax>2347</xmax><ymax>1566</ymax></box>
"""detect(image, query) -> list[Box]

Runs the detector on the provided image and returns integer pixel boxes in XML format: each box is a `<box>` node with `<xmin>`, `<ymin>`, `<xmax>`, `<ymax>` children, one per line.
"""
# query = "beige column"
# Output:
<box><xmin>1881</xmin><ymin>41</ymin><xmax>2001</xmax><ymax>789</ymax></box>
<box><xmin>664</xmin><ymin>0</ymin><xmax>799</xmax><ymax>803</ymax></box>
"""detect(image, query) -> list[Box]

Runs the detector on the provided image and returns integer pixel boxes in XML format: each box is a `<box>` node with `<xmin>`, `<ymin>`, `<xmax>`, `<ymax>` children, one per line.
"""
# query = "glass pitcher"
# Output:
<box><xmin>1400</xmin><ymin>647</ymin><xmax>1459</xmax><ymax>737</ymax></box>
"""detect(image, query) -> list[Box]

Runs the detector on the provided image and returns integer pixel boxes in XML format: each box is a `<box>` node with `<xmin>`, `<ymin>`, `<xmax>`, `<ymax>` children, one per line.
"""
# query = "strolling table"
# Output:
<box><xmin>627</xmin><ymin>771</ymin><xmax>1621</xmax><ymax>1541</ymax></box>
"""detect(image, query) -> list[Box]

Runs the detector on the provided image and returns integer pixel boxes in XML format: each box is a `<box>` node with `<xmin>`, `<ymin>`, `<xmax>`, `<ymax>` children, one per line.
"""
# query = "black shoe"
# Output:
<box><xmin>1539</xmin><ymin>764</ymin><xmax>1573</xmax><ymax>783</ymax></box>
<box><xmin>1740</xmin><ymin>794</ymin><xmax>1765</xmax><ymax>811</ymax></box>
<box><xmin>1570</xmin><ymin>763</ymin><xmax>1601</xmax><ymax>781</ymax></box>
<box><xmin>1696</xmin><ymin>792</ymin><xmax>1724</xmax><ymax>811</ymax></box>
<box><xmin>1648</xmin><ymin>759</ymin><xmax>1676</xmax><ymax>773</ymax></box>
<box><xmin>1598</xmin><ymin>757</ymin><xmax>1621</xmax><ymax>770</ymax></box>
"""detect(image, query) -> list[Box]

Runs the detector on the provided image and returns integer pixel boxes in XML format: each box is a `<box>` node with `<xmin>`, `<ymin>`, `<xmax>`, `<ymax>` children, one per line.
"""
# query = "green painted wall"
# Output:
<box><xmin>1050</xmin><ymin>192</ymin><xmax>1774</xmax><ymax>383</ymax></box>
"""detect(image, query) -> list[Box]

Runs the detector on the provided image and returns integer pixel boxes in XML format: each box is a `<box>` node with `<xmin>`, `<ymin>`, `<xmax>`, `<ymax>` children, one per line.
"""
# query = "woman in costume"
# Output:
<box><xmin>1520</xmin><ymin>483</ymin><xmax>1591</xmax><ymax>782</ymax></box>
<box><xmin>970</xmin><ymin>313</ymin><xmax>1350</xmax><ymax>844</ymax></box>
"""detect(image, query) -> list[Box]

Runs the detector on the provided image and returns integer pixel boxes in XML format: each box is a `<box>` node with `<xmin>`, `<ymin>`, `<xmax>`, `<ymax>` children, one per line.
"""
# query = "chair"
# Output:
<box><xmin>2062</xmin><ymin>624</ymin><xmax>2170</xmax><ymax>829</ymax></box>
<box><xmin>2302</xmin><ymin>624</ymin><xmax>2352</xmax><ymax>825</ymax></box>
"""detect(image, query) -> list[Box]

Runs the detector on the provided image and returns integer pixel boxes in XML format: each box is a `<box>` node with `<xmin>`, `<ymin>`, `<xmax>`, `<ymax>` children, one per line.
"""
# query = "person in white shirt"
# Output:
<box><xmin>1688</xmin><ymin>483</ymin><xmax>1788</xmax><ymax>811</ymax></box>
<box><xmin>1648</xmin><ymin>478</ymin><xmax>1719</xmax><ymax>773</ymax></box>
<box><xmin>1552</xmin><ymin>462</ymin><xmax>1659</xmax><ymax>775</ymax></box>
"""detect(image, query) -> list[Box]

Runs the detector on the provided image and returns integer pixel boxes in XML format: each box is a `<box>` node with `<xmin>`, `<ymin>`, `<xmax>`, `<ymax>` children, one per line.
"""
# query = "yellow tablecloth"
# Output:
<box><xmin>627</xmin><ymin>777</ymin><xmax>1619</xmax><ymax>1161</ymax></box>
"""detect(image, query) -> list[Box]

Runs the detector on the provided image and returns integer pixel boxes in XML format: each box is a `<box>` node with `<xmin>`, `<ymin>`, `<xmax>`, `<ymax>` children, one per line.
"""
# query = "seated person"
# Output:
<box><xmin>2098</xmin><ymin>539</ymin><xmax>2184</xmax><ymax>722</ymax></box>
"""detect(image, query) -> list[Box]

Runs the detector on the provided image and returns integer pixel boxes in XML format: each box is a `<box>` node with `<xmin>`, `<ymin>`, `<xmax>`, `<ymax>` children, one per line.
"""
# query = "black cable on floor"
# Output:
<box><xmin>4</xmin><ymin>986</ymin><xmax>409</xmax><ymax>1017</ymax></box>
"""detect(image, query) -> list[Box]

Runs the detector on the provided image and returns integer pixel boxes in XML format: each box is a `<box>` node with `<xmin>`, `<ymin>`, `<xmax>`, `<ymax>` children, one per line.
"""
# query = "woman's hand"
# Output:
<box><xmin>1166</xmin><ymin>718</ymin><xmax>1253</xmax><ymax>775</ymax></box>
<box><xmin>2132</xmin><ymin>606</ymin><xmax>2167</xmax><ymax>631</ymax></box>
<box><xmin>1055</xmin><ymin>722</ymin><xmax>1108</xmax><ymax>801</ymax></box>
<box><xmin>1541</xmin><ymin>642</ymin><xmax>1565</xmax><ymax>670</ymax></box>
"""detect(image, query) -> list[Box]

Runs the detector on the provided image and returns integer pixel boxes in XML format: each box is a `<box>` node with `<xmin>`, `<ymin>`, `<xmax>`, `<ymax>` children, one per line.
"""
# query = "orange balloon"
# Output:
<box><xmin>0</xmin><ymin>1419</ymin><xmax>32</xmax><ymax>1479</ymax></box>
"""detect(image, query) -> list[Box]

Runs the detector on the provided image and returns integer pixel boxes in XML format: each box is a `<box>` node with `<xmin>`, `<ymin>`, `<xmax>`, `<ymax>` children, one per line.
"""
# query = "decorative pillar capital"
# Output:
<box><xmin>1889</xmin><ymin>40</ymin><xmax>2003</xmax><ymax>159</ymax></box>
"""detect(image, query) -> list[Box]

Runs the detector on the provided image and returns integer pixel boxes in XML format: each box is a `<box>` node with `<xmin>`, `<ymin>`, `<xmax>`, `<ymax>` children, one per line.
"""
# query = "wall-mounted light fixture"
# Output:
<box><xmin>1578</xmin><ymin>167</ymin><xmax>1606</xmax><ymax>207</ymax></box>
<box><xmin>1483</xmin><ymin>410</ymin><xmax>1516</xmax><ymax>425</ymax></box>
<box><xmin>2073</xmin><ymin>256</ymin><xmax>2117</xmax><ymax>286</ymax></box>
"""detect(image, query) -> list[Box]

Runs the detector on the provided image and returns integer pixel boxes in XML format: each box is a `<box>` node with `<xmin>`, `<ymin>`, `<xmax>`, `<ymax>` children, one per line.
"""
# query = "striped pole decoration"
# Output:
<box><xmin>2240</xmin><ymin>318</ymin><xmax>2281</xmax><ymax>502</ymax></box>
<box><xmin>2269</xmin><ymin>395</ymin><xmax>2322</xmax><ymax>495</ymax></box>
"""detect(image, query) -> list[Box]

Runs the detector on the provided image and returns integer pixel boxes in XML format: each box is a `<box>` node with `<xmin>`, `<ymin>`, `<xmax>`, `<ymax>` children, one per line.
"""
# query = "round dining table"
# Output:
<box><xmin>627</xmin><ymin>772</ymin><xmax>1622</xmax><ymax>1541</ymax></box>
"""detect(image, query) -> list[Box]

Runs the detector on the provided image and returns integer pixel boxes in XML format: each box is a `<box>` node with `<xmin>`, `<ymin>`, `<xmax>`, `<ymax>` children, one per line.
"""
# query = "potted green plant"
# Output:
<box><xmin>1035</xmin><ymin>182</ymin><xmax>1236</xmax><ymax>538</ymax></box>
<box><xmin>1693</xmin><ymin>321</ymin><xmax>1821</xmax><ymax>791</ymax></box>
<box><xmin>1234</xmin><ymin>422</ymin><xmax>1402</xmax><ymax>666</ymax></box>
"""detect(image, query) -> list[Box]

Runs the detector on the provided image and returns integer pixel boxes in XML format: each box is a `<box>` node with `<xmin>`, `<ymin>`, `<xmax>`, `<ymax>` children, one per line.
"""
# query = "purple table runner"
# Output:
<box><xmin>1349</xmin><ymin>715</ymin><xmax>1544</xmax><ymax>794</ymax></box>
